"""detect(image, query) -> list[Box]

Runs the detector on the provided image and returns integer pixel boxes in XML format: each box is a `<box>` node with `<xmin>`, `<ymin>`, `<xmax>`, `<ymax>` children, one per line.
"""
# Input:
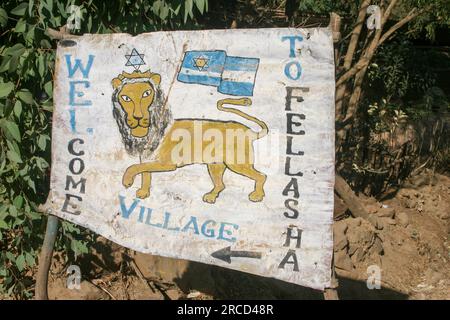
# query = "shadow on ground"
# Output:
<box><xmin>75</xmin><ymin>240</ymin><xmax>409</xmax><ymax>300</ymax></box>
<box><xmin>174</xmin><ymin>260</ymin><xmax>408</xmax><ymax>300</ymax></box>
<box><xmin>336</xmin><ymin>276</ymin><xmax>408</xmax><ymax>300</ymax></box>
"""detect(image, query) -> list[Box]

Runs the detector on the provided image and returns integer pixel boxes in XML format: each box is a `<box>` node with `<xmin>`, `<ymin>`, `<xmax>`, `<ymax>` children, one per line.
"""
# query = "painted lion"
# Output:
<box><xmin>112</xmin><ymin>69</ymin><xmax>268</xmax><ymax>203</ymax></box>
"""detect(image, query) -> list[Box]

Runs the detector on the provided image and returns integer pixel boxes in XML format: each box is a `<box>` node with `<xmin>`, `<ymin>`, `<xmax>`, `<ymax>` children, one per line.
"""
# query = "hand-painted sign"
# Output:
<box><xmin>46</xmin><ymin>28</ymin><xmax>335</xmax><ymax>290</ymax></box>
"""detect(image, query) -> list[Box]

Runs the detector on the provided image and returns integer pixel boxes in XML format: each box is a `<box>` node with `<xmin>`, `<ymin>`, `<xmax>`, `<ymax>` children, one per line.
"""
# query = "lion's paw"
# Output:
<box><xmin>122</xmin><ymin>174</ymin><xmax>135</xmax><ymax>188</ymax></box>
<box><xmin>249</xmin><ymin>190</ymin><xmax>264</xmax><ymax>202</ymax></box>
<box><xmin>136</xmin><ymin>188</ymin><xmax>150</xmax><ymax>199</ymax></box>
<box><xmin>203</xmin><ymin>192</ymin><xmax>218</xmax><ymax>204</ymax></box>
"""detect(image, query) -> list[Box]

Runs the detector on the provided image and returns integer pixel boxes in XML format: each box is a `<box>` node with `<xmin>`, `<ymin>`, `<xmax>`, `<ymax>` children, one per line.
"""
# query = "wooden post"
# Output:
<box><xmin>329</xmin><ymin>12</ymin><xmax>342</xmax><ymax>64</ymax></box>
<box><xmin>35</xmin><ymin>26</ymin><xmax>75</xmax><ymax>300</ymax></box>
<box><xmin>323</xmin><ymin>251</ymin><xmax>339</xmax><ymax>300</ymax></box>
<box><xmin>321</xmin><ymin>12</ymin><xmax>343</xmax><ymax>300</ymax></box>
<box><xmin>35</xmin><ymin>213</ymin><xmax>59</xmax><ymax>300</ymax></box>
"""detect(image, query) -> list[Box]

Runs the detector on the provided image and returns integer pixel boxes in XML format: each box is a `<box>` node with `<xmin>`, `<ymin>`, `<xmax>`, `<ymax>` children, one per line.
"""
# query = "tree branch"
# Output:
<box><xmin>343</xmin><ymin>0</ymin><xmax>371</xmax><ymax>70</ymax></box>
<box><xmin>46</xmin><ymin>25</ymin><xmax>79</xmax><ymax>40</ymax></box>
<box><xmin>336</xmin><ymin>57</ymin><xmax>369</xmax><ymax>87</ymax></box>
<box><xmin>382</xmin><ymin>0</ymin><xmax>399</xmax><ymax>25</ymax></box>
<box><xmin>337</xmin><ymin>1</ymin><xmax>385</xmax><ymax>87</ymax></box>
<box><xmin>378</xmin><ymin>8</ymin><xmax>420</xmax><ymax>46</ymax></box>
<box><xmin>379</xmin><ymin>2</ymin><xmax>437</xmax><ymax>46</ymax></box>
<box><xmin>335</xmin><ymin>174</ymin><xmax>370</xmax><ymax>220</ymax></box>
<box><xmin>336</xmin><ymin>4</ymin><xmax>429</xmax><ymax>88</ymax></box>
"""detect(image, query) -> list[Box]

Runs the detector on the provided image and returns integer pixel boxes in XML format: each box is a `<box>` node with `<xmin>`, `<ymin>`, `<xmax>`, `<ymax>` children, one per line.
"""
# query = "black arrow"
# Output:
<box><xmin>211</xmin><ymin>246</ymin><xmax>262</xmax><ymax>264</ymax></box>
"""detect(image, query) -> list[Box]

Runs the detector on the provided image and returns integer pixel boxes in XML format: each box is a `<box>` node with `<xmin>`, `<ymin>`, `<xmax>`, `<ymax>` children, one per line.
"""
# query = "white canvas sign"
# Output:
<box><xmin>46</xmin><ymin>28</ymin><xmax>335</xmax><ymax>290</ymax></box>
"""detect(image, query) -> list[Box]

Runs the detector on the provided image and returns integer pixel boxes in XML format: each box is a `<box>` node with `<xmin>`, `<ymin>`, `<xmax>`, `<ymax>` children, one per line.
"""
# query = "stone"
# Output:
<box><xmin>350</xmin><ymin>247</ymin><xmax>365</xmax><ymax>264</ymax></box>
<box><xmin>424</xmin><ymin>268</ymin><xmax>445</xmax><ymax>285</ymax></box>
<box><xmin>347</xmin><ymin>220</ymin><xmax>376</xmax><ymax>256</ymax></box>
<box><xmin>399</xmin><ymin>188</ymin><xmax>418</xmax><ymax>198</ymax></box>
<box><xmin>165</xmin><ymin>288</ymin><xmax>183</xmax><ymax>300</ymax></box>
<box><xmin>333</xmin><ymin>219</ymin><xmax>348</xmax><ymax>235</ymax></box>
<box><xmin>376</xmin><ymin>206</ymin><xmax>395</xmax><ymax>218</ymax></box>
<box><xmin>359</xmin><ymin>226</ymin><xmax>374</xmax><ymax>242</ymax></box>
<box><xmin>334</xmin><ymin>196</ymin><xmax>348</xmax><ymax>219</ymax></box>
<box><xmin>436</xmin><ymin>207</ymin><xmax>450</xmax><ymax>220</ymax></box>
<box><xmin>396</xmin><ymin>211</ymin><xmax>410</xmax><ymax>227</ymax></box>
<box><xmin>371</xmin><ymin>236</ymin><xmax>384</xmax><ymax>255</ymax></box>
<box><xmin>404</xmin><ymin>199</ymin><xmax>416</xmax><ymax>209</ymax></box>
<box><xmin>366</xmin><ymin>204</ymin><xmax>380</xmax><ymax>215</ymax></box>
<box><xmin>378</xmin><ymin>217</ymin><xmax>396</xmax><ymax>229</ymax></box>
<box><xmin>187</xmin><ymin>290</ymin><xmax>202</xmax><ymax>299</ymax></box>
<box><xmin>368</xmin><ymin>215</ymin><xmax>383</xmax><ymax>230</ymax></box>
<box><xmin>385</xmin><ymin>218</ymin><xmax>396</xmax><ymax>225</ymax></box>
<box><xmin>348</xmin><ymin>243</ymin><xmax>358</xmax><ymax>256</ymax></box>
<box><xmin>333</xmin><ymin>220</ymin><xmax>349</xmax><ymax>251</ymax></box>
<box><xmin>334</xmin><ymin>250</ymin><xmax>353</xmax><ymax>272</ymax></box>
<box><xmin>348</xmin><ymin>217</ymin><xmax>363</xmax><ymax>227</ymax></box>
<box><xmin>334</xmin><ymin>232</ymin><xmax>348</xmax><ymax>251</ymax></box>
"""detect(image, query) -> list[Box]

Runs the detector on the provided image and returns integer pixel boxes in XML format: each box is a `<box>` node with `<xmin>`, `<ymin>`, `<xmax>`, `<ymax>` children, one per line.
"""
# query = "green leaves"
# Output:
<box><xmin>17</xmin><ymin>89</ymin><xmax>33</xmax><ymax>104</ymax></box>
<box><xmin>24</xmin><ymin>251</ymin><xmax>35</xmax><ymax>266</ymax></box>
<box><xmin>15</xmin><ymin>254</ymin><xmax>25</xmax><ymax>271</ymax></box>
<box><xmin>7</xmin><ymin>149</ymin><xmax>22</xmax><ymax>163</ymax></box>
<box><xmin>0</xmin><ymin>82</ymin><xmax>14</xmax><ymax>97</ymax></box>
<box><xmin>184</xmin><ymin>0</ymin><xmax>194</xmax><ymax>23</ymax></box>
<box><xmin>37</xmin><ymin>53</ymin><xmax>45</xmax><ymax>77</ymax></box>
<box><xmin>184</xmin><ymin>0</ymin><xmax>207</xmax><ymax>23</ymax></box>
<box><xmin>4</xmin><ymin>43</ymin><xmax>26</xmax><ymax>57</ymax></box>
<box><xmin>14</xmin><ymin>18</ymin><xmax>26</xmax><ymax>33</ymax></box>
<box><xmin>0</xmin><ymin>119</ymin><xmax>21</xmax><ymax>142</ymax></box>
<box><xmin>11</xmin><ymin>2</ymin><xmax>28</xmax><ymax>16</ymax></box>
<box><xmin>148</xmin><ymin>0</ymin><xmax>208</xmax><ymax>27</ymax></box>
<box><xmin>9</xmin><ymin>248</ymin><xmax>35</xmax><ymax>273</ymax></box>
<box><xmin>13</xmin><ymin>100</ymin><xmax>22</xmax><ymax>117</ymax></box>
<box><xmin>194</xmin><ymin>0</ymin><xmax>208</xmax><ymax>15</ymax></box>
<box><xmin>44</xmin><ymin>81</ymin><xmax>52</xmax><ymax>97</ymax></box>
<box><xmin>0</xmin><ymin>8</ymin><xmax>8</xmax><ymax>27</ymax></box>
<box><xmin>0</xmin><ymin>219</ymin><xmax>8</xmax><ymax>230</ymax></box>
<box><xmin>13</xmin><ymin>195</ymin><xmax>23</xmax><ymax>208</ymax></box>
<box><xmin>0</xmin><ymin>2</ymin><xmax>48</xmax><ymax>299</ymax></box>
<box><xmin>37</xmin><ymin>134</ymin><xmax>48</xmax><ymax>151</ymax></box>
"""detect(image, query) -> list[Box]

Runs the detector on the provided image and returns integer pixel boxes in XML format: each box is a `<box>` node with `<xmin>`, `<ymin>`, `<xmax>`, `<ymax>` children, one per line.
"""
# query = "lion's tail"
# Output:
<box><xmin>217</xmin><ymin>98</ymin><xmax>268</xmax><ymax>139</ymax></box>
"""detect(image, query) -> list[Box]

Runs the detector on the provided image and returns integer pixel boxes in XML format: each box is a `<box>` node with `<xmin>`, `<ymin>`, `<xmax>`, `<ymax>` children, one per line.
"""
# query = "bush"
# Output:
<box><xmin>346</xmin><ymin>39</ymin><xmax>450</xmax><ymax>195</ymax></box>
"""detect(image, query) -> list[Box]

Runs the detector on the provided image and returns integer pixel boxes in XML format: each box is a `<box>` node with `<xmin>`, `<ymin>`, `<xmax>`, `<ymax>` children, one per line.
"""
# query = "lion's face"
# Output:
<box><xmin>111</xmin><ymin>70</ymin><xmax>171</xmax><ymax>158</ymax></box>
<box><xmin>112</xmin><ymin>71</ymin><xmax>161</xmax><ymax>138</ymax></box>
<box><xmin>118</xmin><ymin>82</ymin><xmax>155</xmax><ymax>137</ymax></box>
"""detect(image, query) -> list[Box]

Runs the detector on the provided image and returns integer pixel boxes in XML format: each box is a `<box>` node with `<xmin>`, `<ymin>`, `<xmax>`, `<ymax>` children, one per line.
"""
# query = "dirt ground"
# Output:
<box><xmin>43</xmin><ymin>170</ymin><xmax>450</xmax><ymax>300</ymax></box>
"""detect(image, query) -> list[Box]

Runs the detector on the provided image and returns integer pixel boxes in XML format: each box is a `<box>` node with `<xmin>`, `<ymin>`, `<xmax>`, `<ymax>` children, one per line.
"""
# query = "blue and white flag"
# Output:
<box><xmin>177</xmin><ymin>50</ymin><xmax>259</xmax><ymax>96</ymax></box>
<box><xmin>177</xmin><ymin>50</ymin><xmax>226</xmax><ymax>87</ymax></box>
<box><xmin>219</xmin><ymin>56</ymin><xmax>259</xmax><ymax>96</ymax></box>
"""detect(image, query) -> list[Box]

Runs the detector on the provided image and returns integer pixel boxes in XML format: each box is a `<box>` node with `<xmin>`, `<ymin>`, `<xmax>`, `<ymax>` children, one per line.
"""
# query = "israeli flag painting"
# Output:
<box><xmin>177</xmin><ymin>50</ymin><xmax>259</xmax><ymax>96</ymax></box>
<box><xmin>177</xmin><ymin>50</ymin><xmax>226</xmax><ymax>87</ymax></box>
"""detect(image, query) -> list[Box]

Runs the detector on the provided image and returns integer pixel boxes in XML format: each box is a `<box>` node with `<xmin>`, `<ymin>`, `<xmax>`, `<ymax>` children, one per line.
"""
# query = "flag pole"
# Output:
<box><xmin>322</xmin><ymin>12</ymin><xmax>343</xmax><ymax>300</ymax></box>
<box><xmin>35</xmin><ymin>212</ymin><xmax>59</xmax><ymax>300</ymax></box>
<box><xmin>35</xmin><ymin>25</ymin><xmax>76</xmax><ymax>300</ymax></box>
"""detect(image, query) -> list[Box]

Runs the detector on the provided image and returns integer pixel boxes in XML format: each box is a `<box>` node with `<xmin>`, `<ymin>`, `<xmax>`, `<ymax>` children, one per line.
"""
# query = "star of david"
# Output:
<box><xmin>193</xmin><ymin>55</ymin><xmax>209</xmax><ymax>71</ymax></box>
<box><xmin>125</xmin><ymin>48</ymin><xmax>146</xmax><ymax>70</ymax></box>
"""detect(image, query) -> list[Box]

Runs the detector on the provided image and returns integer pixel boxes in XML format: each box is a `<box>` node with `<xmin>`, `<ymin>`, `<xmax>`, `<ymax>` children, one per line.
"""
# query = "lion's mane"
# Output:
<box><xmin>112</xmin><ymin>77</ymin><xmax>172</xmax><ymax>159</ymax></box>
